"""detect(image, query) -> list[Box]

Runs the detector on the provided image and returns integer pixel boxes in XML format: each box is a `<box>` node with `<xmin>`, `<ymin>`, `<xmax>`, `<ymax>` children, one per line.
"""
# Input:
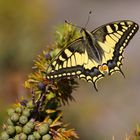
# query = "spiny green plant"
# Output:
<box><xmin>0</xmin><ymin>23</ymin><xmax>80</xmax><ymax>140</ymax></box>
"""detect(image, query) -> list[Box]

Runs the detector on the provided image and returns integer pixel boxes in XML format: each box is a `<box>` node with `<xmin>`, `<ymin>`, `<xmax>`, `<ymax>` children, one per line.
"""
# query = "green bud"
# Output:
<box><xmin>14</xmin><ymin>133</ymin><xmax>27</xmax><ymax>140</ymax></box>
<box><xmin>14</xmin><ymin>134</ymin><xmax>19</xmax><ymax>140</ymax></box>
<box><xmin>42</xmin><ymin>134</ymin><xmax>52</xmax><ymax>140</ymax></box>
<box><xmin>0</xmin><ymin>131</ymin><xmax>9</xmax><ymax>140</ymax></box>
<box><xmin>15</xmin><ymin>126</ymin><xmax>22</xmax><ymax>134</ymax></box>
<box><xmin>6</xmin><ymin>126</ymin><xmax>15</xmax><ymax>135</ymax></box>
<box><xmin>27</xmin><ymin>135</ymin><xmax>35</xmax><ymax>140</ymax></box>
<box><xmin>38</xmin><ymin>123</ymin><xmax>49</xmax><ymax>136</ymax></box>
<box><xmin>47</xmin><ymin>119</ymin><xmax>53</xmax><ymax>125</ymax></box>
<box><xmin>10</xmin><ymin>113</ymin><xmax>19</xmax><ymax>122</ymax></box>
<box><xmin>15</xmin><ymin>107</ymin><xmax>22</xmax><ymax>114</ymax></box>
<box><xmin>23</xmin><ymin>125</ymin><xmax>32</xmax><ymax>135</ymax></box>
<box><xmin>7</xmin><ymin>108</ymin><xmax>15</xmax><ymax>116</ymax></box>
<box><xmin>27</xmin><ymin>101</ymin><xmax>34</xmax><ymax>109</ymax></box>
<box><xmin>26</xmin><ymin>121</ymin><xmax>34</xmax><ymax>129</ymax></box>
<box><xmin>7</xmin><ymin>119</ymin><xmax>14</xmax><ymax>126</ymax></box>
<box><xmin>33</xmin><ymin>131</ymin><xmax>41</xmax><ymax>139</ymax></box>
<box><xmin>22</xmin><ymin>109</ymin><xmax>30</xmax><ymax>117</ymax></box>
<box><xmin>19</xmin><ymin>116</ymin><xmax>28</xmax><ymax>124</ymax></box>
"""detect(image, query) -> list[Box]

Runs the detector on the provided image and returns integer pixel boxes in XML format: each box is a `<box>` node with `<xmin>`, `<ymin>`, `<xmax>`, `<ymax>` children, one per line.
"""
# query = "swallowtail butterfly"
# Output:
<box><xmin>46</xmin><ymin>20</ymin><xmax>139</xmax><ymax>91</ymax></box>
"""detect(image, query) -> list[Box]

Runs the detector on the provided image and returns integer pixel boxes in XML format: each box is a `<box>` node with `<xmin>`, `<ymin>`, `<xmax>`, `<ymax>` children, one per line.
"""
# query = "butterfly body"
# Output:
<box><xmin>82</xmin><ymin>28</ymin><xmax>103</xmax><ymax>63</ymax></box>
<box><xmin>46</xmin><ymin>20</ymin><xmax>139</xmax><ymax>90</ymax></box>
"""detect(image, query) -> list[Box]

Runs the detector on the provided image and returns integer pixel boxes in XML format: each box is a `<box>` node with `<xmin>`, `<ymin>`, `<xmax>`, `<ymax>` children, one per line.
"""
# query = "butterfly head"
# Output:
<box><xmin>80</xmin><ymin>28</ymin><xmax>86</xmax><ymax>36</ymax></box>
<box><xmin>80</xmin><ymin>28</ymin><xmax>92</xmax><ymax>39</ymax></box>
<box><xmin>99</xmin><ymin>64</ymin><xmax>109</xmax><ymax>75</ymax></box>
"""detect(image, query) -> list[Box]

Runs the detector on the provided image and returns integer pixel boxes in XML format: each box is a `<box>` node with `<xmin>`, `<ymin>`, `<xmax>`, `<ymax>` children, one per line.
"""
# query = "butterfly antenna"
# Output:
<box><xmin>65</xmin><ymin>20</ymin><xmax>82</xmax><ymax>29</ymax></box>
<box><xmin>84</xmin><ymin>10</ymin><xmax>92</xmax><ymax>29</ymax></box>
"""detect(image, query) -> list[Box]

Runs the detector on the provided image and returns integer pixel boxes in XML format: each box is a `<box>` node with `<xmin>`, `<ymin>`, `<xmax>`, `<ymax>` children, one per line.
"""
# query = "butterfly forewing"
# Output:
<box><xmin>47</xmin><ymin>38</ymin><xmax>88</xmax><ymax>79</ymax></box>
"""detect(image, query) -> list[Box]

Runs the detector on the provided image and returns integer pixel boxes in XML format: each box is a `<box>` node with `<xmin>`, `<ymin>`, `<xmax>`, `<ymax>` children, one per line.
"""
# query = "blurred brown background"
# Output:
<box><xmin>0</xmin><ymin>0</ymin><xmax>140</xmax><ymax>139</ymax></box>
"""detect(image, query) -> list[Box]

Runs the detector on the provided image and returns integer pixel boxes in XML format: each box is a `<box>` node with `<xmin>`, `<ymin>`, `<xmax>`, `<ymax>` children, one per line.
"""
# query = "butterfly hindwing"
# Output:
<box><xmin>92</xmin><ymin>20</ymin><xmax>139</xmax><ymax>75</ymax></box>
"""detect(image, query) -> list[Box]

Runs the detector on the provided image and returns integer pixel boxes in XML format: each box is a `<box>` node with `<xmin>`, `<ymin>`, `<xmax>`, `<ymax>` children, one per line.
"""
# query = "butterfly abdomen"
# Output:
<box><xmin>84</xmin><ymin>29</ymin><xmax>103</xmax><ymax>63</ymax></box>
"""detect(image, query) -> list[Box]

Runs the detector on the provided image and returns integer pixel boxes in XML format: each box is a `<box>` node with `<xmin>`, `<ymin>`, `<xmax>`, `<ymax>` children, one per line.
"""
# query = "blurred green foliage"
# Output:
<box><xmin>0</xmin><ymin>0</ymin><xmax>49</xmax><ymax>72</ymax></box>
<box><xmin>0</xmin><ymin>105</ymin><xmax>7</xmax><ymax>132</ymax></box>
<box><xmin>0</xmin><ymin>0</ymin><xmax>50</xmax><ymax>131</ymax></box>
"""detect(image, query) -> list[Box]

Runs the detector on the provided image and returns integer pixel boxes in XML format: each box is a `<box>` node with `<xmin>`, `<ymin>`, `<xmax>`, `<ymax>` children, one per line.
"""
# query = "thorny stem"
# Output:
<box><xmin>38</xmin><ymin>92</ymin><xmax>46</xmax><ymax>112</ymax></box>
<box><xmin>31</xmin><ymin>90</ymin><xmax>35</xmax><ymax>106</ymax></box>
